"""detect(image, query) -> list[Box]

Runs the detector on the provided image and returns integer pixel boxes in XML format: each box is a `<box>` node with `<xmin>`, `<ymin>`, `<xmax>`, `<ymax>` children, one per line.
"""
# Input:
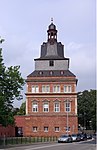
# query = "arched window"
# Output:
<box><xmin>54</xmin><ymin>102</ymin><xmax>60</xmax><ymax>112</ymax></box>
<box><xmin>65</xmin><ymin>101</ymin><xmax>71</xmax><ymax>112</ymax></box>
<box><xmin>43</xmin><ymin>102</ymin><xmax>49</xmax><ymax>112</ymax></box>
<box><xmin>32</xmin><ymin>102</ymin><xmax>38</xmax><ymax>112</ymax></box>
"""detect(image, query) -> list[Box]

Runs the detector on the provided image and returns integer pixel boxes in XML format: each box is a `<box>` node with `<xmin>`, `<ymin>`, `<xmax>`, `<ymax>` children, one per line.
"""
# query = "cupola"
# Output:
<box><xmin>47</xmin><ymin>18</ymin><xmax>57</xmax><ymax>44</ymax></box>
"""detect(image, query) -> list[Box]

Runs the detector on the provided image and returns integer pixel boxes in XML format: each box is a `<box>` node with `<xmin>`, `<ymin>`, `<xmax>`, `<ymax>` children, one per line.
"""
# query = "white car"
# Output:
<box><xmin>71</xmin><ymin>134</ymin><xmax>81</xmax><ymax>142</ymax></box>
<box><xmin>58</xmin><ymin>135</ymin><xmax>73</xmax><ymax>143</ymax></box>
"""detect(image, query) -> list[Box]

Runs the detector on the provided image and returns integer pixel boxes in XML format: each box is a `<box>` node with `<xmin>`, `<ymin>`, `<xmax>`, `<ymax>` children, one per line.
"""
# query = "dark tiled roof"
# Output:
<box><xmin>35</xmin><ymin>42</ymin><xmax>67</xmax><ymax>60</ymax></box>
<box><xmin>34</xmin><ymin>56</ymin><xmax>69</xmax><ymax>60</ymax></box>
<box><xmin>27</xmin><ymin>70</ymin><xmax>76</xmax><ymax>77</ymax></box>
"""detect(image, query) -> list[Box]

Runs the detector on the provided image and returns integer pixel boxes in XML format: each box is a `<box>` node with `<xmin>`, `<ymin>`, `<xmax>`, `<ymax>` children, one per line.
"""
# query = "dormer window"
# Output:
<box><xmin>49</xmin><ymin>60</ymin><xmax>54</xmax><ymax>66</ymax></box>
<box><xmin>49</xmin><ymin>71</ymin><xmax>53</xmax><ymax>75</ymax></box>
<box><xmin>39</xmin><ymin>71</ymin><xmax>43</xmax><ymax>75</ymax></box>
<box><xmin>60</xmin><ymin>71</ymin><xmax>64</xmax><ymax>75</ymax></box>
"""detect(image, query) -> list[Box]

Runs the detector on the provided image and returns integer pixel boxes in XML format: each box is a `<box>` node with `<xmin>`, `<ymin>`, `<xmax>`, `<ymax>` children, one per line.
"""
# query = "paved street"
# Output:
<box><xmin>0</xmin><ymin>138</ymin><xmax>96</xmax><ymax>150</ymax></box>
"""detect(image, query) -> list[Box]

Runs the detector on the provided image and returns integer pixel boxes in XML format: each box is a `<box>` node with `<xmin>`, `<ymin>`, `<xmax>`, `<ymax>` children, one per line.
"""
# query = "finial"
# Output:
<box><xmin>0</xmin><ymin>36</ymin><xmax>5</xmax><ymax>44</ymax></box>
<box><xmin>51</xmin><ymin>18</ymin><xmax>53</xmax><ymax>23</ymax></box>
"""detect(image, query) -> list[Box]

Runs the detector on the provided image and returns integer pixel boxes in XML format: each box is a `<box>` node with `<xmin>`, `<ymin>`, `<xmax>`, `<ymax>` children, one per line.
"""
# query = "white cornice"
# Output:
<box><xmin>26</xmin><ymin>95</ymin><xmax>77</xmax><ymax>98</ymax></box>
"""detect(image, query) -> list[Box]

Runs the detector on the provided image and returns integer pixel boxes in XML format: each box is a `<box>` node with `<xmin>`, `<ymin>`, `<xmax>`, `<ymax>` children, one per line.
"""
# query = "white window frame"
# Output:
<box><xmin>33</xmin><ymin>127</ymin><xmax>38</xmax><ymax>132</ymax></box>
<box><xmin>42</xmin><ymin>86</ymin><xmax>45</xmax><ymax>93</ymax></box>
<box><xmin>64</xmin><ymin>85</ymin><xmax>67</xmax><ymax>93</ymax></box>
<box><xmin>44</xmin><ymin>127</ymin><xmax>48</xmax><ymax>132</ymax></box>
<box><xmin>68</xmin><ymin>85</ymin><xmax>71</xmax><ymax>93</ymax></box>
<box><xmin>54</xmin><ymin>102</ymin><xmax>60</xmax><ymax>112</ymax></box>
<box><xmin>42</xmin><ymin>85</ymin><xmax>50</xmax><ymax>93</ymax></box>
<box><xmin>55</xmin><ymin>127</ymin><xmax>60</xmax><ymax>132</ymax></box>
<box><xmin>43</xmin><ymin>102</ymin><xmax>49</xmax><ymax>112</ymax></box>
<box><xmin>53</xmin><ymin>85</ymin><xmax>60</xmax><ymax>93</ymax></box>
<box><xmin>32</xmin><ymin>86</ymin><xmax>39</xmax><ymax>93</ymax></box>
<box><xmin>65</xmin><ymin>101</ymin><xmax>71</xmax><ymax>112</ymax></box>
<box><xmin>64</xmin><ymin>85</ymin><xmax>71</xmax><ymax>93</ymax></box>
<box><xmin>32</xmin><ymin>102</ymin><xmax>38</xmax><ymax>112</ymax></box>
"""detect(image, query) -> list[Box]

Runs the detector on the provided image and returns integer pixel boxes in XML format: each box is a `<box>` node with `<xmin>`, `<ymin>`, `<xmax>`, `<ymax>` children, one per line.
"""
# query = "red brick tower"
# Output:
<box><xmin>25</xmin><ymin>20</ymin><xmax>78</xmax><ymax>137</ymax></box>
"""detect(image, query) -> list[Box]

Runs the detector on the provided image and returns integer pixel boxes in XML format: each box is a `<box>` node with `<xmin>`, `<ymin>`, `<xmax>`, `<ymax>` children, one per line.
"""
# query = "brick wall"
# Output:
<box><xmin>0</xmin><ymin>124</ymin><xmax>15</xmax><ymax>137</ymax></box>
<box><xmin>23</xmin><ymin>75</ymin><xmax>78</xmax><ymax>137</ymax></box>
<box><xmin>27</xmin><ymin>96</ymin><xmax>77</xmax><ymax>115</ymax></box>
<box><xmin>26</xmin><ymin>76</ymin><xmax>77</xmax><ymax>115</ymax></box>
<box><xmin>15</xmin><ymin>115</ymin><xmax>26</xmax><ymax>136</ymax></box>
<box><xmin>26</xmin><ymin>76</ymin><xmax>76</xmax><ymax>93</ymax></box>
<box><xmin>25</xmin><ymin>115</ymin><xmax>78</xmax><ymax>137</ymax></box>
<box><xmin>15</xmin><ymin>115</ymin><xmax>78</xmax><ymax>137</ymax></box>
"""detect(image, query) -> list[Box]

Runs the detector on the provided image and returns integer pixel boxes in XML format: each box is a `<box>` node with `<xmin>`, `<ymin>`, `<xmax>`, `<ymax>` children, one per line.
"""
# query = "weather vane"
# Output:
<box><xmin>51</xmin><ymin>18</ymin><xmax>53</xmax><ymax>23</ymax></box>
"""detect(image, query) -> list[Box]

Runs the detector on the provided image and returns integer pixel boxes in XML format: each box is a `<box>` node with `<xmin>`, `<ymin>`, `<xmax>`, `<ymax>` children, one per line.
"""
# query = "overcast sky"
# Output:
<box><xmin>0</xmin><ymin>0</ymin><xmax>96</xmax><ymax>107</ymax></box>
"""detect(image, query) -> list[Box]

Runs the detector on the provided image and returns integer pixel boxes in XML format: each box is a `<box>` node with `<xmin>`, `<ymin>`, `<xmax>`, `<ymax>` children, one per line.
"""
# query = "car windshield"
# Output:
<box><xmin>72</xmin><ymin>134</ymin><xmax>77</xmax><ymax>137</ymax></box>
<box><xmin>60</xmin><ymin>135</ymin><xmax>68</xmax><ymax>138</ymax></box>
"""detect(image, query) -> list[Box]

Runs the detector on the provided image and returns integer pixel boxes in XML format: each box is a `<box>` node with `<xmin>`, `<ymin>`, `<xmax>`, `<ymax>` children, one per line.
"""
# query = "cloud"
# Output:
<box><xmin>66</xmin><ymin>41</ymin><xmax>96</xmax><ymax>91</ymax></box>
<box><xmin>66</xmin><ymin>42</ymin><xmax>83</xmax><ymax>50</ymax></box>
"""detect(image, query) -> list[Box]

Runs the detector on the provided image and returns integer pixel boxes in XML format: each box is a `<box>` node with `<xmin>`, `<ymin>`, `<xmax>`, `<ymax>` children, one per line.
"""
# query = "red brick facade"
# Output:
<box><xmin>15</xmin><ymin>115</ymin><xmax>78</xmax><ymax>137</ymax></box>
<box><xmin>0</xmin><ymin>124</ymin><xmax>15</xmax><ymax>137</ymax></box>
<box><xmin>24</xmin><ymin>76</ymin><xmax>78</xmax><ymax>137</ymax></box>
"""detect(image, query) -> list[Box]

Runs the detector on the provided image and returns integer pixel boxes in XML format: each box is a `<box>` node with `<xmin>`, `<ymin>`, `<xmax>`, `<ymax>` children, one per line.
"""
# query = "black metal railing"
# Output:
<box><xmin>0</xmin><ymin>136</ymin><xmax>58</xmax><ymax>147</ymax></box>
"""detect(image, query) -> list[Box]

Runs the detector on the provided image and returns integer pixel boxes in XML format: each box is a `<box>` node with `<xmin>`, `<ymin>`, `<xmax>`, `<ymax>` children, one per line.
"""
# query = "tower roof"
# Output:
<box><xmin>48</xmin><ymin>18</ymin><xmax>56</xmax><ymax>30</ymax></box>
<box><xmin>48</xmin><ymin>23</ymin><xmax>56</xmax><ymax>30</ymax></box>
<box><xmin>27</xmin><ymin>70</ymin><xmax>76</xmax><ymax>78</ymax></box>
<box><xmin>35</xmin><ymin>20</ymin><xmax>67</xmax><ymax>60</ymax></box>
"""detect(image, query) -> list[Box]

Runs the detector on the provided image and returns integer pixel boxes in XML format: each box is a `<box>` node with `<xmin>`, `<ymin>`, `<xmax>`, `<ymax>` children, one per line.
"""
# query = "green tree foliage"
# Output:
<box><xmin>77</xmin><ymin>90</ymin><xmax>96</xmax><ymax>131</ymax></box>
<box><xmin>0</xmin><ymin>46</ymin><xmax>25</xmax><ymax>126</ymax></box>
<box><xmin>12</xmin><ymin>108</ymin><xmax>20</xmax><ymax>116</ymax></box>
<box><xmin>17</xmin><ymin>101</ymin><xmax>26</xmax><ymax>115</ymax></box>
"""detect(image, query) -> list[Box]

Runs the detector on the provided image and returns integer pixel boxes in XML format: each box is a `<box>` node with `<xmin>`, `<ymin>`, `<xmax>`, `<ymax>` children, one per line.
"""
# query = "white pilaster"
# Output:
<box><xmin>75</xmin><ymin>97</ymin><xmax>77</xmax><ymax>114</ymax></box>
<box><xmin>26</xmin><ymin>98</ymin><xmax>28</xmax><ymax>115</ymax></box>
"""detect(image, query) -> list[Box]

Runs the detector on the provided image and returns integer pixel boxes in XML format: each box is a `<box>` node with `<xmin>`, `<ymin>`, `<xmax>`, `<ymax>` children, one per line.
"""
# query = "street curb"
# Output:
<box><xmin>0</xmin><ymin>141</ymin><xmax>57</xmax><ymax>149</ymax></box>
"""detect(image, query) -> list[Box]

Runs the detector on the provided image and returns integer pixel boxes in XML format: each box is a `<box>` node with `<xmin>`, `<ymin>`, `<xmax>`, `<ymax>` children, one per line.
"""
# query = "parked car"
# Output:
<box><xmin>87</xmin><ymin>134</ymin><xmax>92</xmax><ymax>139</ymax></box>
<box><xmin>71</xmin><ymin>134</ymin><xmax>81</xmax><ymax>142</ymax></box>
<box><xmin>78</xmin><ymin>133</ymin><xmax>87</xmax><ymax>141</ymax></box>
<box><xmin>58</xmin><ymin>135</ymin><xmax>73</xmax><ymax>143</ymax></box>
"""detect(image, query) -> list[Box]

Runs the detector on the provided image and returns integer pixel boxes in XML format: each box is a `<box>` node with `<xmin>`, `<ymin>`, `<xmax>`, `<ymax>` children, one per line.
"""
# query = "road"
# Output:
<box><xmin>1</xmin><ymin>138</ymin><xmax>96</xmax><ymax>150</ymax></box>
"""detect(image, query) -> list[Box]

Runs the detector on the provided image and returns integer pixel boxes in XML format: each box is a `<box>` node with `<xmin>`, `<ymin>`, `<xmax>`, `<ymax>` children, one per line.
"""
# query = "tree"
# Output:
<box><xmin>12</xmin><ymin>108</ymin><xmax>20</xmax><ymax>116</ymax></box>
<box><xmin>77</xmin><ymin>90</ymin><xmax>96</xmax><ymax>131</ymax></box>
<box><xmin>0</xmin><ymin>40</ymin><xmax>25</xmax><ymax>126</ymax></box>
<box><xmin>17</xmin><ymin>101</ymin><xmax>26</xmax><ymax>115</ymax></box>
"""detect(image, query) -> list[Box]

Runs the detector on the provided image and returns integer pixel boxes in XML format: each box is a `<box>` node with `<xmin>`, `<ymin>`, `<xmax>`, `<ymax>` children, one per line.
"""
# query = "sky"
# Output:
<box><xmin>0</xmin><ymin>0</ymin><xmax>96</xmax><ymax>108</ymax></box>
